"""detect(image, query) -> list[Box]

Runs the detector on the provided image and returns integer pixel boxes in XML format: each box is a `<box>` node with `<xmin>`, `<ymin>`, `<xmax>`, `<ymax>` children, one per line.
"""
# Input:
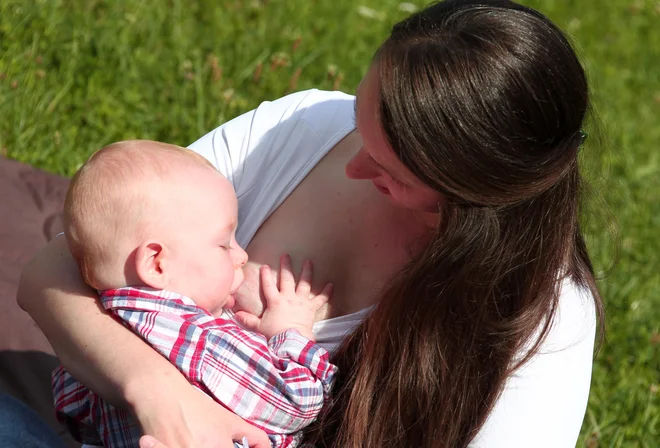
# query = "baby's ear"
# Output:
<box><xmin>135</xmin><ymin>241</ymin><xmax>169</xmax><ymax>290</ymax></box>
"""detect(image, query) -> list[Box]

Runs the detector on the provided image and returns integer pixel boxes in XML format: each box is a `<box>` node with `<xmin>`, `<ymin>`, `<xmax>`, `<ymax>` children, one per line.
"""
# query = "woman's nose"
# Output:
<box><xmin>345</xmin><ymin>148</ymin><xmax>379</xmax><ymax>180</ymax></box>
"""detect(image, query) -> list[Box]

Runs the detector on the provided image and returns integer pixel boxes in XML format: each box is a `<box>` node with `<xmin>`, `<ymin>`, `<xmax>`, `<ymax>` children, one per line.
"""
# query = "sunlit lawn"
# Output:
<box><xmin>1</xmin><ymin>0</ymin><xmax>658</xmax><ymax>446</ymax></box>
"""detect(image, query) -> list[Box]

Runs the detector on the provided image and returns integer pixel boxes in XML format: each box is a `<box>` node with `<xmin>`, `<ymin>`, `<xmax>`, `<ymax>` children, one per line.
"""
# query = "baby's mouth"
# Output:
<box><xmin>225</xmin><ymin>293</ymin><xmax>236</xmax><ymax>309</ymax></box>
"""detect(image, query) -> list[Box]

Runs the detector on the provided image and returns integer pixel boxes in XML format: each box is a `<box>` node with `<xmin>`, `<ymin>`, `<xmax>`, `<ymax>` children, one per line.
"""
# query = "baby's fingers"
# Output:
<box><xmin>260</xmin><ymin>265</ymin><xmax>280</xmax><ymax>300</ymax></box>
<box><xmin>278</xmin><ymin>254</ymin><xmax>296</xmax><ymax>292</ymax></box>
<box><xmin>313</xmin><ymin>283</ymin><xmax>333</xmax><ymax>308</ymax></box>
<box><xmin>296</xmin><ymin>260</ymin><xmax>313</xmax><ymax>297</ymax></box>
<box><xmin>234</xmin><ymin>311</ymin><xmax>262</xmax><ymax>332</ymax></box>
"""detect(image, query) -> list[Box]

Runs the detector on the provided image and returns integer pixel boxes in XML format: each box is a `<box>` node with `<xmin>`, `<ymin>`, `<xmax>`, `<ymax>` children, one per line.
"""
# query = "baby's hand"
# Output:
<box><xmin>234</xmin><ymin>255</ymin><xmax>332</xmax><ymax>341</ymax></box>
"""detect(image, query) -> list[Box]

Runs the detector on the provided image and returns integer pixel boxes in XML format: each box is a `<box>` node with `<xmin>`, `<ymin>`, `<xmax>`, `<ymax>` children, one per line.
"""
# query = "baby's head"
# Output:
<box><xmin>64</xmin><ymin>140</ymin><xmax>247</xmax><ymax>314</ymax></box>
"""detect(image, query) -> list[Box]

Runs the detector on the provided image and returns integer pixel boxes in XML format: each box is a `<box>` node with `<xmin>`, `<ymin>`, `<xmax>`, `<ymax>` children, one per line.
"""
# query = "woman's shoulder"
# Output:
<box><xmin>470</xmin><ymin>279</ymin><xmax>597</xmax><ymax>447</ymax></box>
<box><xmin>245</xmin><ymin>88</ymin><xmax>356</xmax><ymax>151</ymax></box>
<box><xmin>188</xmin><ymin>89</ymin><xmax>355</xmax><ymax>187</ymax></box>
<box><xmin>522</xmin><ymin>277</ymin><xmax>597</xmax><ymax>356</ymax></box>
<box><xmin>190</xmin><ymin>89</ymin><xmax>354</xmax><ymax>150</ymax></box>
<box><xmin>551</xmin><ymin>277</ymin><xmax>598</xmax><ymax>349</ymax></box>
<box><xmin>285</xmin><ymin>89</ymin><xmax>356</xmax><ymax>140</ymax></box>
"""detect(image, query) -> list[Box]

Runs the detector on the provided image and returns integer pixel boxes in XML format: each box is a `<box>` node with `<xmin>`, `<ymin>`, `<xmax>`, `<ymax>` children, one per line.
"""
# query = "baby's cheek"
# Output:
<box><xmin>233</xmin><ymin>266</ymin><xmax>246</xmax><ymax>290</ymax></box>
<box><xmin>232</xmin><ymin>261</ymin><xmax>266</xmax><ymax>316</ymax></box>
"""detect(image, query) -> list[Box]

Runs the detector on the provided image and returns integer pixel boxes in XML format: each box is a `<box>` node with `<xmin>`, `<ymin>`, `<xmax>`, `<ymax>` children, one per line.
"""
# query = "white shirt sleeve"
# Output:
<box><xmin>470</xmin><ymin>279</ymin><xmax>598</xmax><ymax>447</ymax></box>
<box><xmin>187</xmin><ymin>89</ymin><xmax>355</xmax><ymax>247</ymax></box>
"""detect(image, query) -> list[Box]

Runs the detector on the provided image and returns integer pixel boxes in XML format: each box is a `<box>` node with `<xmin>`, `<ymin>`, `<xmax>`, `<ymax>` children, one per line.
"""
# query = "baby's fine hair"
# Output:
<box><xmin>63</xmin><ymin>140</ymin><xmax>216</xmax><ymax>288</ymax></box>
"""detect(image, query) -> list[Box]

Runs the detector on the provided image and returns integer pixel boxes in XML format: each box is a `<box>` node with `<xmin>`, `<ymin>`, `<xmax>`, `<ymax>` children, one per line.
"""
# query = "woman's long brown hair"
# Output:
<box><xmin>301</xmin><ymin>1</ymin><xmax>604</xmax><ymax>446</ymax></box>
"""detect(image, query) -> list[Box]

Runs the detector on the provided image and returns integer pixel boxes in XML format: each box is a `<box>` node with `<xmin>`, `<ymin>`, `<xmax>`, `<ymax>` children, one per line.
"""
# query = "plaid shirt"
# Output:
<box><xmin>52</xmin><ymin>287</ymin><xmax>338</xmax><ymax>448</ymax></box>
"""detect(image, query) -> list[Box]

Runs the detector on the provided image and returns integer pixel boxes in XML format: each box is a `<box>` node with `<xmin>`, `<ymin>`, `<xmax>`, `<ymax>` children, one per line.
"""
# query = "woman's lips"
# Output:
<box><xmin>372</xmin><ymin>181</ymin><xmax>391</xmax><ymax>195</ymax></box>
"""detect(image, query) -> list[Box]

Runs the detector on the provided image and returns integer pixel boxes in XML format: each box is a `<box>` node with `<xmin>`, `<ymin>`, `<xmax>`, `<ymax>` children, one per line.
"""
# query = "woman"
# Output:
<box><xmin>16</xmin><ymin>0</ymin><xmax>602</xmax><ymax>447</ymax></box>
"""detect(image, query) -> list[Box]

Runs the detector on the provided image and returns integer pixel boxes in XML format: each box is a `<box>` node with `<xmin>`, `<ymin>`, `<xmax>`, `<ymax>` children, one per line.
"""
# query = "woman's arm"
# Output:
<box><xmin>17</xmin><ymin>236</ymin><xmax>144</xmax><ymax>406</ymax></box>
<box><xmin>17</xmin><ymin>236</ymin><xmax>269</xmax><ymax>448</ymax></box>
<box><xmin>17</xmin><ymin>90</ymin><xmax>355</xmax><ymax>446</ymax></box>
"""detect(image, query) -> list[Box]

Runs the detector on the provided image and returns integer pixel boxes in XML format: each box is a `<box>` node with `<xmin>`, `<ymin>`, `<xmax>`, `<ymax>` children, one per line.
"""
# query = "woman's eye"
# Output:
<box><xmin>388</xmin><ymin>174</ymin><xmax>405</xmax><ymax>186</ymax></box>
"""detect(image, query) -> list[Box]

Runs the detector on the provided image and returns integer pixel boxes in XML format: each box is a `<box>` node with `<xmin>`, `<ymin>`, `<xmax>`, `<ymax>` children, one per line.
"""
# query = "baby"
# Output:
<box><xmin>52</xmin><ymin>140</ymin><xmax>336</xmax><ymax>448</ymax></box>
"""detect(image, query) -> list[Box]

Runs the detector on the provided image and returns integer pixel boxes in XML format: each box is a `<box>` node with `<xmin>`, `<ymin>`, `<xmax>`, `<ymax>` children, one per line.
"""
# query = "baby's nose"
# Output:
<box><xmin>235</xmin><ymin>246</ymin><xmax>248</xmax><ymax>267</ymax></box>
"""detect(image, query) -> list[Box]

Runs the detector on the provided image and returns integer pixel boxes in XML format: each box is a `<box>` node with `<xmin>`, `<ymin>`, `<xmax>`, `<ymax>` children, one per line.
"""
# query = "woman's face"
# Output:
<box><xmin>345</xmin><ymin>64</ymin><xmax>444</xmax><ymax>213</ymax></box>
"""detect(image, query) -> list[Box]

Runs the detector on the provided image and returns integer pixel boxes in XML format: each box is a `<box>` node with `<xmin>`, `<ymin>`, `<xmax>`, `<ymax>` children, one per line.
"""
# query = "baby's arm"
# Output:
<box><xmin>200</xmin><ymin>317</ymin><xmax>337</xmax><ymax>437</ymax></box>
<box><xmin>103</xmin><ymin>286</ymin><xmax>337</xmax><ymax>437</ymax></box>
<box><xmin>234</xmin><ymin>254</ymin><xmax>332</xmax><ymax>341</ymax></box>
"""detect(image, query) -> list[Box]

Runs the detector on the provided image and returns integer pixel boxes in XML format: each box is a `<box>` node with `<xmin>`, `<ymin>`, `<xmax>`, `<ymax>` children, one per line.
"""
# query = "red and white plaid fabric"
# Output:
<box><xmin>52</xmin><ymin>287</ymin><xmax>337</xmax><ymax>447</ymax></box>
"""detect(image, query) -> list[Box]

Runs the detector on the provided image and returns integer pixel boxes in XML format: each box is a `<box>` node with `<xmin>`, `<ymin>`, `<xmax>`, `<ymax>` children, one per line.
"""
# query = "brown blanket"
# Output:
<box><xmin>0</xmin><ymin>156</ymin><xmax>79</xmax><ymax>447</ymax></box>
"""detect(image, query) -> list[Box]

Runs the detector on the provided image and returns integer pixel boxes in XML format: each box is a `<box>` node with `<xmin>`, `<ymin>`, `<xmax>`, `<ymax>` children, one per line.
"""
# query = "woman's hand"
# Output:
<box><xmin>134</xmin><ymin>384</ymin><xmax>269</xmax><ymax>448</ymax></box>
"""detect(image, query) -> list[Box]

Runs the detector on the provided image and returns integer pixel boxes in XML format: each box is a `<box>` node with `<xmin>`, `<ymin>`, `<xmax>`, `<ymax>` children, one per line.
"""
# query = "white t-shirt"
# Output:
<box><xmin>188</xmin><ymin>89</ymin><xmax>598</xmax><ymax>447</ymax></box>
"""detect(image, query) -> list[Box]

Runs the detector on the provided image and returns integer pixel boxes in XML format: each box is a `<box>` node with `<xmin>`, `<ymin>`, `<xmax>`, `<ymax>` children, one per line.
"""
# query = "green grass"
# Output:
<box><xmin>1</xmin><ymin>0</ymin><xmax>659</xmax><ymax>446</ymax></box>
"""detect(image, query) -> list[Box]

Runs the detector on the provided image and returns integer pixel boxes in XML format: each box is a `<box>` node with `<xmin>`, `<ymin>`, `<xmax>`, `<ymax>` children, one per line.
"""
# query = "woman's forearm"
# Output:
<box><xmin>18</xmin><ymin>237</ymin><xmax>271</xmax><ymax>447</ymax></box>
<box><xmin>17</xmin><ymin>236</ymin><xmax>188</xmax><ymax>410</ymax></box>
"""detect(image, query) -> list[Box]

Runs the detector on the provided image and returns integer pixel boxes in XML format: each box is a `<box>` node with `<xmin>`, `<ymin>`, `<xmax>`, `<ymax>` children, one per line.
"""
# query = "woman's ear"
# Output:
<box><xmin>135</xmin><ymin>241</ymin><xmax>169</xmax><ymax>290</ymax></box>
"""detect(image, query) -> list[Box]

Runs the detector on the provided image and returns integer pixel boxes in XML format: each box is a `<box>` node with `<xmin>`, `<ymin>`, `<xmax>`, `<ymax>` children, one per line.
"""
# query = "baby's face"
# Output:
<box><xmin>162</xmin><ymin>169</ymin><xmax>247</xmax><ymax>315</ymax></box>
